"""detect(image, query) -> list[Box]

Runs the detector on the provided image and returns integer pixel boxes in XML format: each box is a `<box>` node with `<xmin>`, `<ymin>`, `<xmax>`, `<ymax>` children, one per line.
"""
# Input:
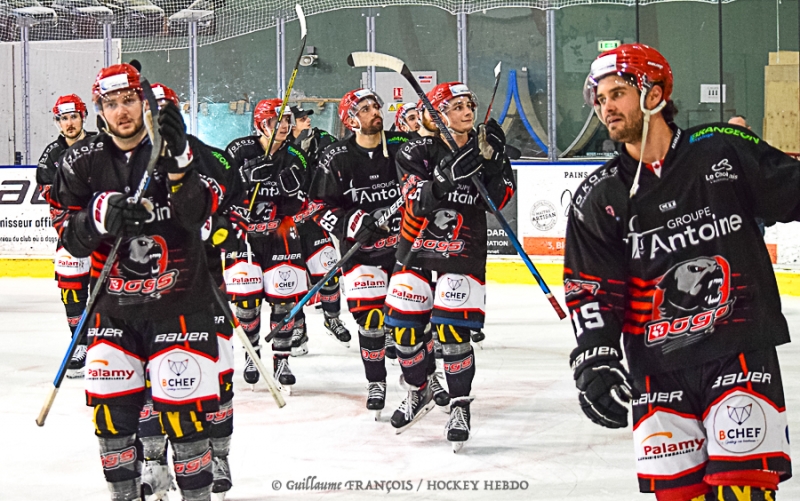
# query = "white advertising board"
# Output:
<box><xmin>0</xmin><ymin>167</ymin><xmax>55</xmax><ymax>257</ymax></box>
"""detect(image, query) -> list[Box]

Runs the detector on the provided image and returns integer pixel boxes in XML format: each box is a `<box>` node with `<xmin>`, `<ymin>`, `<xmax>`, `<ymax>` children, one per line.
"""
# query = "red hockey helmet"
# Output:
<box><xmin>52</xmin><ymin>94</ymin><xmax>87</xmax><ymax>118</ymax></box>
<box><xmin>253</xmin><ymin>98</ymin><xmax>291</xmax><ymax>133</ymax></box>
<box><xmin>338</xmin><ymin>88</ymin><xmax>383</xmax><ymax>131</ymax></box>
<box><xmin>583</xmin><ymin>43</ymin><xmax>673</xmax><ymax>108</ymax></box>
<box><xmin>92</xmin><ymin>63</ymin><xmax>142</xmax><ymax>103</ymax></box>
<box><xmin>394</xmin><ymin>102</ymin><xmax>418</xmax><ymax>130</ymax></box>
<box><xmin>426</xmin><ymin>82</ymin><xmax>477</xmax><ymax>115</ymax></box>
<box><xmin>151</xmin><ymin>83</ymin><xmax>180</xmax><ymax>107</ymax></box>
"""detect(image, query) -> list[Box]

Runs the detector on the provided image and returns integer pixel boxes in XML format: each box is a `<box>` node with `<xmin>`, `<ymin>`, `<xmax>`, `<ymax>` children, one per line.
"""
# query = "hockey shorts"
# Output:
<box><xmin>297</xmin><ymin>219</ymin><xmax>339</xmax><ymax>283</ymax></box>
<box><xmin>342</xmin><ymin>262</ymin><xmax>394</xmax><ymax>313</ymax></box>
<box><xmin>84</xmin><ymin>309</ymin><xmax>220</xmax><ymax>413</ymax></box>
<box><xmin>55</xmin><ymin>244</ymin><xmax>90</xmax><ymax>290</ymax></box>
<box><xmin>632</xmin><ymin>347</ymin><xmax>791</xmax><ymax>493</ymax></box>
<box><xmin>223</xmin><ymin>217</ymin><xmax>308</xmax><ymax>305</ymax></box>
<box><xmin>383</xmin><ymin>266</ymin><xmax>486</xmax><ymax>330</ymax></box>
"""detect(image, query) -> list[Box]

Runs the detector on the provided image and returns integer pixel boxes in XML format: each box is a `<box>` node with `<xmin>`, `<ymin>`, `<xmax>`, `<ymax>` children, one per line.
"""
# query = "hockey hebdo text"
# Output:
<box><xmin>271</xmin><ymin>476</ymin><xmax>529</xmax><ymax>493</ymax></box>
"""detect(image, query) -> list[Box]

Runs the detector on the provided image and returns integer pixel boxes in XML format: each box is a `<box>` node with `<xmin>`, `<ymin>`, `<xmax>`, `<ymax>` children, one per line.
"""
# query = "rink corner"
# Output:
<box><xmin>486</xmin><ymin>257</ymin><xmax>800</xmax><ymax>297</ymax></box>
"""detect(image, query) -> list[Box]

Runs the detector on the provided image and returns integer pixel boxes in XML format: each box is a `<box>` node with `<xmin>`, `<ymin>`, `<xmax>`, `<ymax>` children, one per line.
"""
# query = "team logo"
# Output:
<box><xmin>713</xmin><ymin>394</ymin><xmax>766</xmax><ymax>453</ymax></box>
<box><xmin>159</xmin><ymin>353</ymin><xmax>201</xmax><ymax>398</ymax></box>
<box><xmin>109</xmin><ymin>235</ymin><xmax>178</xmax><ymax>297</ymax></box>
<box><xmin>424</xmin><ymin>209</ymin><xmax>463</xmax><ymax>241</ymax></box>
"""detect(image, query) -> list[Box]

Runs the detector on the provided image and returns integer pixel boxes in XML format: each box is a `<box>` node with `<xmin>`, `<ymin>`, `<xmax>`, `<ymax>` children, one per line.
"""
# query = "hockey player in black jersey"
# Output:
<box><xmin>307</xmin><ymin>88</ymin><xmax>446</xmax><ymax>418</ymax></box>
<box><xmin>223</xmin><ymin>98</ymin><xmax>309</xmax><ymax>392</ymax></box>
<box><xmin>394</xmin><ymin>102</ymin><xmax>421</xmax><ymax>134</ymax></box>
<box><xmin>51</xmin><ymin>63</ymin><xmax>232</xmax><ymax>501</ymax></box>
<box><xmin>36</xmin><ymin>94</ymin><xmax>97</xmax><ymax>378</ymax></box>
<box><xmin>384</xmin><ymin>83</ymin><xmax>515</xmax><ymax>450</ymax></box>
<box><xmin>285</xmin><ymin>103</ymin><xmax>351</xmax><ymax>352</ymax></box>
<box><xmin>566</xmin><ymin>44</ymin><xmax>796</xmax><ymax>501</ymax></box>
<box><xmin>133</xmin><ymin>83</ymin><xmax>241</xmax><ymax>501</ymax></box>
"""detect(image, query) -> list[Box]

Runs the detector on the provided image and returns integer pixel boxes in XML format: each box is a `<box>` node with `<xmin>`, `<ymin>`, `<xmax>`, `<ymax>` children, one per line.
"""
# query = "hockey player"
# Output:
<box><xmin>566</xmin><ymin>43</ymin><xmax>794</xmax><ymax>500</ymax></box>
<box><xmin>394</xmin><ymin>102</ymin><xmax>420</xmax><ymax>134</ymax></box>
<box><xmin>383</xmin><ymin>82</ymin><xmax>514</xmax><ymax>449</ymax></box>
<box><xmin>135</xmin><ymin>83</ymin><xmax>241</xmax><ymax>500</ymax></box>
<box><xmin>307</xmin><ymin>88</ymin><xmax>447</xmax><ymax>418</ymax></box>
<box><xmin>36</xmin><ymin>94</ymin><xmax>97</xmax><ymax>378</ymax></box>
<box><xmin>223</xmin><ymin>98</ymin><xmax>309</xmax><ymax>392</ymax></box>
<box><xmin>286</xmin><ymin>103</ymin><xmax>351</xmax><ymax>352</ymax></box>
<box><xmin>51</xmin><ymin>63</ymin><xmax>230</xmax><ymax>501</ymax></box>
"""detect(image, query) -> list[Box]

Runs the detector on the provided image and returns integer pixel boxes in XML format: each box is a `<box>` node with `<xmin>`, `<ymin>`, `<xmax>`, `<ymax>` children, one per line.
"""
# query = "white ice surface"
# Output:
<box><xmin>2</xmin><ymin>277</ymin><xmax>799</xmax><ymax>500</ymax></box>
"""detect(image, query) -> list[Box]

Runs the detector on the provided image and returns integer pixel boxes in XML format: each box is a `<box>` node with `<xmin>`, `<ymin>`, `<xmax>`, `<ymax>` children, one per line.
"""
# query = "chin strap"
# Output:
<box><xmin>629</xmin><ymin>91</ymin><xmax>667</xmax><ymax>199</ymax></box>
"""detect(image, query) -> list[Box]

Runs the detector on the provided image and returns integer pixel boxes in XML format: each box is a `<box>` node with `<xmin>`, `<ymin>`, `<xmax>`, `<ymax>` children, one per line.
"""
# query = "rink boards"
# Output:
<box><xmin>3</xmin><ymin>162</ymin><xmax>800</xmax><ymax>294</ymax></box>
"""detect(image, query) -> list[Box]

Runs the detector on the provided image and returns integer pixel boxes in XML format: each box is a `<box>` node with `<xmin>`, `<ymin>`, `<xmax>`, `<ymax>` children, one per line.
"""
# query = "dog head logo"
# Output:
<box><xmin>168</xmin><ymin>359</ymin><xmax>188</xmax><ymax>376</ymax></box>
<box><xmin>655</xmin><ymin>257</ymin><xmax>728</xmax><ymax>318</ymax></box>
<box><xmin>423</xmin><ymin>209</ymin><xmax>464</xmax><ymax>241</ymax></box>
<box><xmin>119</xmin><ymin>235</ymin><xmax>168</xmax><ymax>278</ymax></box>
<box><xmin>279</xmin><ymin>270</ymin><xmax>291</xmax><ymax>281</ymax></box>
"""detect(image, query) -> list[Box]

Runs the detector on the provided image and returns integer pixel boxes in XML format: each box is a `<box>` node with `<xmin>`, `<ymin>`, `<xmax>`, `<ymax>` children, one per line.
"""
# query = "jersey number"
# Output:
<box><xmin>571</xmin><ymin>302</ymin><xmax>604</xmax><ymax>337</ymax></box>
<box><xmin>319</xmin><ymin>211</ymin><xmax>338</xmax><ymax>232</ymax></box>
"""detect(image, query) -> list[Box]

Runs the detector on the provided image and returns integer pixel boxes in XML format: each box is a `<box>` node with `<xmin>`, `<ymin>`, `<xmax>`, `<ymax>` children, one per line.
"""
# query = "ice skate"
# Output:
<box><xmin>445</xmin><ymin>396</ymin><xmax>475</xmax><ymax>453</ymax></box>
<box><xmin>142</xmin><ymin>459</ymin><xmax>175</xmax><ymax>501</ymax></box>
<box><xmin>324</xmin><ymin>314</ymin><xmax>351</xmax><ymax>348</ymax></box>
<box><xmin>290</xmin><ymin>323</ymin><xmax>308</xmax><ymax>357</ymax></box>
<box><xmin>428</xmin><ymin>372</ymin><xmax>450</xmax><ymax>411</ymax></box>
<box><xmin>470</xmin><ymin>329</ymin><xmax>485</xmax><ymax>348</ymax></box>
<box><xmin>211</xmin><ymin>456</ymin><xmax>232</xmax><ymax>498</ymax></box>
<box><xmin>390</xmin><ymin>376</ymin><xmax>435</xmax><ymax>434</ymax></box>
<box><xmin>243</xmin><ymin>348</ymin><xmax>260</xmax><ymax>389</ymax></box>
<box><xmin>66</xmin><ymin>344</ymin><xmax>87</xmax><ymax>379</ymax></box>
<box><xmin>274</xmin><ymin>354</ymin><xmax>295</xmax><ymax>395</ymax></box>
<box><xmin>366</xmin><ymin>380</ymin><xmax>386</xmax><ymax>420</ymax></box>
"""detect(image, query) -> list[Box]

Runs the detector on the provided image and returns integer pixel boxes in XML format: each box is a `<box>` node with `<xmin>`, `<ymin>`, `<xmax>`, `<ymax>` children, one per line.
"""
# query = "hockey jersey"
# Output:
<box><xmin>308</xmin><ymin>131</ymin><xmax>410</xmax><ymax>267</ymax></box>
<box><xmin>36</xmin><ymin>132</ymin><xmax>97</xmax><ymax>201</ymax></box>
<box><xmin>564</xmin><ymin>123</ymin><xmax>800</xmax><ymax>377</ymax></box>
<box><xmin>395</xmin><ymin>132</ymin><xmax>516</xmax><ymax>274</ymax></box>
<box><xmin>51</xmin><ymin>133</ymin><xmax>229</xmax><ymax>320</ymax></box>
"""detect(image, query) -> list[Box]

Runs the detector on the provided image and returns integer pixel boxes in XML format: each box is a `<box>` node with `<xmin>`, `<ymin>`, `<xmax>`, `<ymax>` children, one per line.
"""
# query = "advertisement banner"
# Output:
<box><xmin>0</xmin><ymin>166</ymin><xmax>55</xmax><ymax>257</ymax></box>
<box><xmin>486</xmin><ymin>170</ymin><xmax>518</xmax><ymax>256</ymax></box>
<box><xmin>515</xmin><ymin>162</ymin><xmax>603</xmax><ymax>257</ymax></box>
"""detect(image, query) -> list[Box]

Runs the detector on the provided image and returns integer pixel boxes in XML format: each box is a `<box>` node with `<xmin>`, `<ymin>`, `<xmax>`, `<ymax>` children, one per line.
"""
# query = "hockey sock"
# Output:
<box><xmin>271</xmin><ymin>303</ymin><xmax>295</xmax><ymax>354</ymax></box>
<box><xmin>712</xmin><ymin>486</ymin><xmax>776</xmax><ymax>501</ymax></box>
<box><xmin>320</xmin><ymin>274</ymin><xmax>341</xmax><ymax>316</ymax></box>
<box><xmin>62</xmin><ymin>287</ymin><xmax>87</xmax><ymax>335</ymax></box>
<box><xmin>441</xmin><ymin>336</ymin><xmax>475</xmax><ymax>398</ymax></box>
<box><xmin>394</xmin><ymin>326</ymin><xmax>428</xmax><ymax>388</ymax></box>
<box><xmin>357</xmin><ymin>308</ymin><xmax>386</xmax><ymax>382</ymax></box>
<box><xmin>97</xmin><ymin>434</ymin><xmax>143</xmax><ymax>499</ymax></box>
<box><xmin>171</xmin><ymin>437</ymin><xmax>213</xmax><ymax>499</ymax></box>
<box><xmin>423</xmin><ymin>327</ymin><xmax>436</xmax><ymax>377</ymax></box>
<box><xmin>207</xmin><ymin>400</ymin><xmax>233</xmax><ymax>439</ymax></box>
<box><xmin>235</xmin><ymin>299</ymin><xmax>261</xmax><ymax>346</ymax></box>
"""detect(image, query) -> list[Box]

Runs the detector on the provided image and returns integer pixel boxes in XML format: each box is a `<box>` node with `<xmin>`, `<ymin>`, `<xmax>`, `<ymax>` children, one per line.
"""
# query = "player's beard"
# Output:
<box><xmin>108</xmin><ymin>117</ymin><xmax>144</xmax><ymax>139</ymax></box>
<box><xmin>360</xmin><ymin>116</ymin><xmax>383</xmax><ymax>136</ymax></box>
<box><xmin>63</xmin><ymin>127</ymin><xmax>82</xmax><ymax>141</ymax></box>
<box><xmin>607</xmin><ymin>110</ymin><xmax>643</xmax><ymax>143</ymax></box>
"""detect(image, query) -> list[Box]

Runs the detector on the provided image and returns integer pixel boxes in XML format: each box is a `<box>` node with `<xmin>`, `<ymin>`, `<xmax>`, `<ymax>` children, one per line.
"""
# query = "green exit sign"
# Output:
<box><xmin>598</xmin><ymin>40</ymin><xmax>621</xmax><ymax>52</ymax></box>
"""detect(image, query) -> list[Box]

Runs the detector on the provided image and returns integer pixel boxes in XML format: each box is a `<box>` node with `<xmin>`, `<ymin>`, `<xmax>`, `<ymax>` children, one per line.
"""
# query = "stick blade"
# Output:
<box><xmin>494</xmin><ymin>61</ymin><xmax>502</xmax><ymax>78</ymax></box>
<box><xmin>347</xmin><ymin>51</ymin><xmax>406</xmax><ymax>73</ymax></box>
<box><xmin>295</xmin><ymin>4</ymin><xmax>306</xmax><ymax>38</ymax></box>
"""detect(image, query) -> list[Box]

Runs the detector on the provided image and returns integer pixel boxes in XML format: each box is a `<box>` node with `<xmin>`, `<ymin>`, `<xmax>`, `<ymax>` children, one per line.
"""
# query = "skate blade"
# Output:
<box><xmin>291</xmin><ymin>344</ymin><xmax>308</xmax><ymax>357</ymax></box>
<box><xmin>475</xmin><ymin>341</ymin><xmax>483</xmax><ymax>350</ymax></box>
<box><xmin>394</xmin><ymin>400</ymin><xmax>436</xmax><ymax>435</ymax></box>
<box><xmin>279</xmin><ymin>384</ymin><xmax>293</xmax><ymax>396</ymax></box>
<box><xmin>452</xmin><ymin>441</ymin><xmax>465</xmax><ymax>453</ymax></box>
<box><xmin>212</xmin><ymin>492</ymin><xmax>227</xmax><ymax>501</ymax></box>
<box><xmin>374</xmin><ymin>410</ymin><xmax>382</xmax><ymax>421</ymax></box>
<box><xmin>144</xmin><ymin>491</ymin><xmax>171</xmax><ymax>501</ymax></box>
<box><xmin>437</xmin><ymin>403</ymin><xmax>451</xmax><ymax>413</ymax></box>
<box><xmin>65</xmin><ymin>369</ymin><xmax>84</xmax><ymax>379</ymax></box>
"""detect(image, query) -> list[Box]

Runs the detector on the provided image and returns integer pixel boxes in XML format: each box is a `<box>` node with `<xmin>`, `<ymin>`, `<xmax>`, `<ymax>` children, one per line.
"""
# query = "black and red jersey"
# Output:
<box><xmin>308</xmin><ymin>131</ymin><xmax>410</xmax><ymax>267</ymax></box>
<box><xmin>225</xmin><ymin>135</ymin><xmax>264</xmax><ymax>171</ymax></box>
<box><xmin>50</xmin><ymin>133</ymin><xmax>229</xmax><ymax>320</ymax></box>
<box><xmin>564</xmin><ymin>122</ymin><xmax>800</xmax><ymax>377</ymax></box>
<box><xmin>394</xmin><ymin>131</ymin><xmax>515</xmax><ymax>274</ymax></box>
<box><xmin>36</xmin><ymin>132</ymin><xmax>98</xmax><ymax>201</ymax></box>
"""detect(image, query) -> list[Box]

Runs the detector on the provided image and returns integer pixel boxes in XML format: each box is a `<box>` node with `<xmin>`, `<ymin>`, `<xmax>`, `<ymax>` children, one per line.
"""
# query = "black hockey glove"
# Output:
<box><xmin>478</xmin><ymin>118</ymin><xmax>506</xmax><ymax>158</ymax></box>
<box><xmin>242</xmin><ymin>156</ymin><xmax>277</xmax><ymax>183</ymax></box>
<box><xmin>432</xmin><ymin>139</ymin><xmax>482</xmax><ymax>197</ymax></box>
<box><xmin>278</xmin><ymin>166</ymin><xmax>302</xmax><ymax>195</ymax></box>
<box><xmin>201</xmin><ymin>213</ymin><xmax>245</xmax><ymax>252</ymax></box>
<box><xmin>346</xmin><ymin>209</ymin><xmax>390</xmax><ymax>246</ymax></box>
<box><xmin>91</xmin><ymin>192</ymin><xmax>150</xmax><ymax>238</ymax></box>
<box><xmin>569</xmin><ymin>345</ymin><xmax>637</xmax><ymax>429</ymax></box>
<box><xmin>157</xmin><ymin>102</ymin><xmax>193</xmax><ymax>172</ymax></box>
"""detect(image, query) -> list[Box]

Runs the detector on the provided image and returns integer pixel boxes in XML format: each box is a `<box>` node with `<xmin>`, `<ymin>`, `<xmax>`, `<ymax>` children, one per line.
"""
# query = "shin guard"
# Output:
<box><xmin>171</xmin><ymin>438</ymin><xmax>213</xmax><ymax>498</ymax></box>
<box><xmin>441</xmin><ymin>337</ymin><xmax>475</xmax><ymax>399</ymax></box>
<box><xmin>320</xmin><ymin>274</ymin><xmax>341</xmax><ymax>316</ymax></box>
<box><xmin>395</xmin><ymin>340</ymin><xmax>428</xmax><ymax>388</ymax></box>
<box><xmin>98</xmin><ymin>434</ymin><xmax>143</xmax><ymax>501</ymax></box>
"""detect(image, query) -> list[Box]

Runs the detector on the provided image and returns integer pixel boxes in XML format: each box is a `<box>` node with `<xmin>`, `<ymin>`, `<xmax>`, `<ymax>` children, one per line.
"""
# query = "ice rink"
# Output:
<box><xmin>3</xmin><ymin>276</ymin><xmax>800</xmax><ymax>500</ymax></box>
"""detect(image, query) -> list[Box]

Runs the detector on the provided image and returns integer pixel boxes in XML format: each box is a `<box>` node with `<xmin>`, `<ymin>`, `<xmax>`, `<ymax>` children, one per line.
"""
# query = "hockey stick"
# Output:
<box><xmin>347</xmin><ymin>52</ymin><xmax>566</xmax><ymax>320</ymax></box>
<box><xmin>249</xmin><ymin>3</ymin><xmax>307</xmax><ymax>212</ymax></box>
<box><xmin>36</xmin><ymin>79</ymin><xmax>164</xmax><ymax>426</ymax></box>
<box><xmin>210</xmin><ymin>282</ymin><xmax>286</xmax><ymax>407</ymax></box>
<box><xmin>483</xmin><ymin>61</ymin><xmax>502</xmax><ymax>124</ymax></box>
<box><xmin>263</xmin><ymin>194</ymin><xmax>405</xmax><ymax>343</ymax></box>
